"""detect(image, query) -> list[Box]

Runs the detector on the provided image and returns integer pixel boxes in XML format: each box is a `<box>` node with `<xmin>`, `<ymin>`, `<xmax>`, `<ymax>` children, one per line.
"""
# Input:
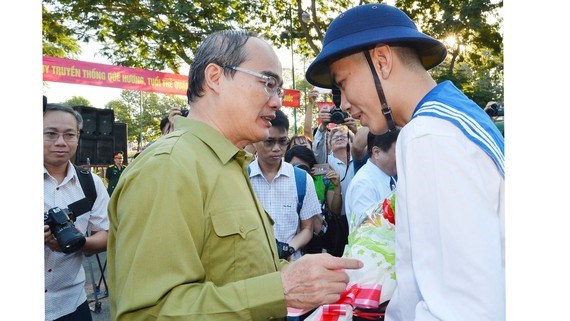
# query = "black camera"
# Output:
<box><xmin>329</xmin><ymin>106</ymin><xmax>349</xmax><ymax>125</ymax></box>
<box><xmin>329</xmin><ymin>86</ymin><xmax>348</xmax><ymax>124</ymax></box>
<box><xmin>276</xmin><ymin>240</ymin><xmax>296</xmax><ymax>260</ymax></box>
<box><xmin>44</xmin><ymin>207</ymin><xmax>86</xmax><ymax>254</ymax></box>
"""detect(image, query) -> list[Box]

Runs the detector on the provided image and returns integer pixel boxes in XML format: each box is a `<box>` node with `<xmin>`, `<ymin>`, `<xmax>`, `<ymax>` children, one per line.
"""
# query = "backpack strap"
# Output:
<box><xmin>293</xmin><ymin>167</ymin><xmax>306</xmax><ymax>215</ymax></box>
<box><xmin>67</xmin><ymin>164</ymin><xmax>97</xmax><ymax>218</ymax></box>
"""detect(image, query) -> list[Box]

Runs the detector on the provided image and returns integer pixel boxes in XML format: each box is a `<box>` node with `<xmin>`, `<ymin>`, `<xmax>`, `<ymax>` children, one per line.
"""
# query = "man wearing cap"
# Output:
<box><xmin>105</xmin><ymin>151</ymin><xmax>126</xmax><ymax>196</ymax></box>
<box><xmin>306</xmin><ymin>4</ymin><xmax>505</xmax><ymax>321</ymax></box>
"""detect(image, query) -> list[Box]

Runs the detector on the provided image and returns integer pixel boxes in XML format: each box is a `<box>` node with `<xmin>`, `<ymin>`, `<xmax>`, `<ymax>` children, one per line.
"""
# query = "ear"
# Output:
<box><xmin>370</xmin><ymin>44</ymin><xmax>393</xmax><ymax>79</ymax></box>
<box><xmin>371</xmin><ymin>146</ymin><xmax>382</xmax><ymax>159</ymax></box>
<box><xmin>204</xmin><ymin>63</ymin><xmax>224</xmax><ymax>94</ymax></box>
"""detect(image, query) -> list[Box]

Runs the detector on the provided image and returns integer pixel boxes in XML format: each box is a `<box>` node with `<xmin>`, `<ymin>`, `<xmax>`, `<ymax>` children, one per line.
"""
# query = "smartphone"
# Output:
<box><xmin>312</xmin><ymin>163</ymin><xmax>329</xmax><ymax>176</ymax></box>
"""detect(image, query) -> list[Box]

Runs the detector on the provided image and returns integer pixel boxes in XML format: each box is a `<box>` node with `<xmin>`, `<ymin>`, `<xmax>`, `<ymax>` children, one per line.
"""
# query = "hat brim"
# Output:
<box><xmin>306</xmin><ymin>26</ymin><xmax>447</xmax><ymax>88</ymax></box>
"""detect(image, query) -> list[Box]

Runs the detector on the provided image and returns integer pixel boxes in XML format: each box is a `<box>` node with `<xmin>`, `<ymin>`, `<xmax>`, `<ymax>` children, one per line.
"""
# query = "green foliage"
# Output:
<box><xmin>395</xmin><ymin>0</ymin><xmax>503</xmax><ymax>106</ymax></box>
<box><xmin>63</xmin><ymin>96</ymin><xmax>93</xmax><ymax>107</ymax></box>
<box><xmin>43</xmin><ymin>0</ymin><xmax>504</xmax><ymax>115</ymax></box>
<box><xmin>104</xmin><ymin>91</ymin><xmax>187</xmax><ymax>148</ymax></box>
<box><xmin>42</xmin><ymin>6</ymin><xmax>82</xmax><ymax>58</ymax></box>
<box><xmin>42</xmin><ymin>0</ymin><xmax>264</xmax><ymax>73</ymax></box>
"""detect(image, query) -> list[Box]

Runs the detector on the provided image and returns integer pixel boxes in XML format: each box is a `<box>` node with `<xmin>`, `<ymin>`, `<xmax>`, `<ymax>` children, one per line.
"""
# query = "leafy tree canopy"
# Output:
<box><xmin>43</xmin><ymin>0</ymin><xmax>503</xmax><ymax>120</ymax></box>
<box><xmin>63</xmin><ymin>96</ymin><xmax>93</xmax><ymax>107</ymax></box>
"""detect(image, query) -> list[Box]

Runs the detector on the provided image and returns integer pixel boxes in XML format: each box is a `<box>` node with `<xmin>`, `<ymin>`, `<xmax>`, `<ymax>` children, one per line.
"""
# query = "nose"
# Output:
<box><xmin>268</xmin><ymin>94</ymin><xmax>282</xmax><ymax>110</ymax></box>
<box><xmin>340</xmin><ymin>92</ymin><xmax>351</xmax><ymax>112</ymax></box>
<box><xmin>54</xmin><ymin>134</ymin><xmax>67</xmax><ymax>144</ymax></box>
<box><xmin>271</xmin><ymin>141</ymin><xmax>284</xmax><ymax>151</ymax></box>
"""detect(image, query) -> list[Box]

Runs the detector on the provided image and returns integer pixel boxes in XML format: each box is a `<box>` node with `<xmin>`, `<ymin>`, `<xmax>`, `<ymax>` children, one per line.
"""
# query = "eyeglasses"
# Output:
<box><xmin>43</xmin><ymin>131</ymin><xmax>79</xmax><ymax>142</ymax></box>
<box><xmin>221</xmin><ymin>65</ymin><xmax>284</xmax><ymax>98</ymax></box>
<box><xmin>262</xmin><ymin>138</ymin><xmax>289</xmax><ymax>148</ymax></box>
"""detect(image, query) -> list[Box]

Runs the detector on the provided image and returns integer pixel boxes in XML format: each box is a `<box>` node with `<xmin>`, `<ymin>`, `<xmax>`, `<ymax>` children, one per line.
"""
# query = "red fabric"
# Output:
<box><xmin>287</xmin><ymin>284</ymin><xmax>382</xmax><ymax>321</ymax></box>
<box><xmin>43</xmin><ymin>56</ymin><xmax>188</xmax><ymax>95</ymax></box>
<box><xmin>283</xmin><ymin>89</ymin><xmax>301</xmax><ymax>107</ymax></box>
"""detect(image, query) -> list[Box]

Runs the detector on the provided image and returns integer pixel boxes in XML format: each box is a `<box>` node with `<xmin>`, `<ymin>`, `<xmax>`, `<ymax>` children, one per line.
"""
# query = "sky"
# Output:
<box><xmin>4</xmin><ymin>1</ymin><xmax>570</xmax><ymax>319</ymax></box>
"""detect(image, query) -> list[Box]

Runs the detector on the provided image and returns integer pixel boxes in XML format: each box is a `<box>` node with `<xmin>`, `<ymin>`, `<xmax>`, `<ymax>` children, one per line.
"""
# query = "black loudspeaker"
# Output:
<box><xmin>98</xmin><ymin>109</ymin><xmax>115</xmax><ymax>136</ymax></box>
<box><xmin>73</xmin><ymin>106</ymin><xmax>115</xmax><ymax>136</ymax></box>
<box><xmin>114</xmin><ymin>122</ymin><xmax>128</xmax><ymax>165</ymax></box>
<box><xmin>74</xmin><ymin>106</ymin><xmax>98</xmax><ymax>136</ymax></box>
<box><xmin>75</xmin><ymin>136</ymin><xmax>115</xmax><ymax>165</ymax></box>
<box><xmin>72</xmin><ymin>106</ymin><xmax>117</xmax><ymax>165</ymax></box>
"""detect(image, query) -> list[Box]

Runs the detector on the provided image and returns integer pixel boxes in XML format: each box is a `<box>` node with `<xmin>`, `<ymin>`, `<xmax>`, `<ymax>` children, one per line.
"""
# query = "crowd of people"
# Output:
<box><xmin>43</xmin><ymin>4</ymin><xmax>504</xmax><ymax>321</ymax></box>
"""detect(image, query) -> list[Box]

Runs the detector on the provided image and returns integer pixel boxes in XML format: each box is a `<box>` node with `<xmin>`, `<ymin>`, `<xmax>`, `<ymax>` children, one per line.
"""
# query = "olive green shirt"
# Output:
<box><xmin>107</xmin><ymin>117</ymin><xmax>288</xmax><ymax>321</ymax></box>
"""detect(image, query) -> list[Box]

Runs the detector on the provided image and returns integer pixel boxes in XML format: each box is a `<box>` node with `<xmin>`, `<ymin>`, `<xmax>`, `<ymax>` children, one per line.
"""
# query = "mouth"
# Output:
<box><xmin>52</xmin><ymin>151</ymin><xmax>69</xmax><ymax>158</ymax></box>
<box><xmin>260</xmin><ymin>114</ymin><xmax>275</xmax><ymax>127</ymax></box>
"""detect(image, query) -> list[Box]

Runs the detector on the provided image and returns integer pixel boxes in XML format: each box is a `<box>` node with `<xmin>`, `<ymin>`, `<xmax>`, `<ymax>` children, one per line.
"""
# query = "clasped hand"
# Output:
<box><xmin>280</xmin><ymin>253</ymin><xmax>363</xmax><ymax>310</ymax></box>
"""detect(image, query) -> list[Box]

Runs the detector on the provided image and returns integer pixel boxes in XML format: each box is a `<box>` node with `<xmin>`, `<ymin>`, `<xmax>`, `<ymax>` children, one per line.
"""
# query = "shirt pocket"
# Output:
<box><xmin>207</xmin><ymin>209</ymin><xmax>266</xmax><ymax>283</ymax></box>
<box><xmin>211</xmin><ymin>208</ymin><xmax>258</xmax><ymax>239</ymax></box>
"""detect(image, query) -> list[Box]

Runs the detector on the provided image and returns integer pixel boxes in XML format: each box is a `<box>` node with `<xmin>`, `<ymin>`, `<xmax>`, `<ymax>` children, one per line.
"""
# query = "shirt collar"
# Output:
<box><xmin>173</xmin><ymin>117</ymin><xmax>248</xmax><ymax>166</ymax></box>
<box><xmin>249</xmin><ymin>159</ymin><xmax>292</xmax><ymax>179</ymax></box>
<box><xmin>43</xmin><ymin>161</ymin><xmax>78</xmax><ymax>186</ymax></box>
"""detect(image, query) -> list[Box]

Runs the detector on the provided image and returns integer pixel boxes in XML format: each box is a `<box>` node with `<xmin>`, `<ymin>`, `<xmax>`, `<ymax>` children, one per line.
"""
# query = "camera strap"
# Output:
<box><xmin>67</xmin><ymin>165</ymin><xmax>97</xmax><ymax>219</ymax></box>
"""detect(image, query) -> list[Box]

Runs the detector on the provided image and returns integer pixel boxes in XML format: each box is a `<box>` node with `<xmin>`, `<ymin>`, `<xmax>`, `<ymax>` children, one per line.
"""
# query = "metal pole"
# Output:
<box><xmin>289</xmin><ymin>2</ymin><xmax>297</xmax><ymax>134</ymax></box>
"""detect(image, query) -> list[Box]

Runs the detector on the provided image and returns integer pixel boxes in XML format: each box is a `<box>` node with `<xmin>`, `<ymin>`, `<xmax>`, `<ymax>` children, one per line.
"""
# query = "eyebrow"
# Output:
<box><xmin>262</xmin><ymin>70</ymin><xmax>283</xmax><ymax>87</ymax></box>
<box><xmin>44</xmin><ymin>127</ymin><xmax>77</xmax><ymax>133</ymax></box>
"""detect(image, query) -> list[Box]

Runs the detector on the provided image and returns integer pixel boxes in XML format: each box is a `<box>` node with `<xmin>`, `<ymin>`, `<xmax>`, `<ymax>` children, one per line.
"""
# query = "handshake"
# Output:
<box><xmin>276</xmin><ymin>240</ymin><xmax>296</xmax><ymax>260</ymax></box>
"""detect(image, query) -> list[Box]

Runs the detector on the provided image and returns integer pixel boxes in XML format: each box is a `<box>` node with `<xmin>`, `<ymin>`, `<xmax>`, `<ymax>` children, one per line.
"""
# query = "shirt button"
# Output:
<box><xmin>45</xmin><ymin>289</ymin><xmax>48</xmax><ymax>293</ymax></box>
<box><xmin>56</xmin><ymin>187</ymin><xmax>59</xmax><ymax>190</ymax></box>
<box><xmin>239</xmin><ymin>226</ymin><xmax>244</xmax><ymax>233</ymax></box>
<box><xmin>48</xmin><ymin>269</ymin><xmax>52</xmax><ymax>272</ymax></box>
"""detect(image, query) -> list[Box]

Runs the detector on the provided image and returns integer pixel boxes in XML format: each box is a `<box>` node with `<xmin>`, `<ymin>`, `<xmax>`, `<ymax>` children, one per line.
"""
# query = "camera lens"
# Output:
<box><xmin>55</xmin><ymin>225</ymin><xmax>87</xmax><ymax>254</ymax></box>
<box><xmin>330</xmin><ymin>107</ymin><xmax>347</xmax><ymax>124</ymax></box>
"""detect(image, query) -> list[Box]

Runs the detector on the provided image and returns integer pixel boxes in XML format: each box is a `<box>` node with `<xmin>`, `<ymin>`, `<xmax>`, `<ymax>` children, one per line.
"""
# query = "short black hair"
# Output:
<box><xmin>270</xmin><ymin>109</ymin><xmax>289</xmax><ymax>132</ymax></box>
<box><xmin>367</xmin><ymin>129</ymin><xmax>400</xmax><ymax>155</ymax></box>
<box><xmin>284</xmin><ymin>145</ymin><xmax>317</xmax><ymax>169</ymax></box>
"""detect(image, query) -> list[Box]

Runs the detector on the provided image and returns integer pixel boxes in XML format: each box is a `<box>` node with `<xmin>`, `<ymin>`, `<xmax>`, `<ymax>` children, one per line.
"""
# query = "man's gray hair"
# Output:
<box><xmin>187</xmin><ymin>30</ymin><xmax>257</xmax><ymax>103</ymax></box>
<box><xmin>44</xmin><ymin>104</ymin><xmax>83</xmax><ymax>130</ymax></box>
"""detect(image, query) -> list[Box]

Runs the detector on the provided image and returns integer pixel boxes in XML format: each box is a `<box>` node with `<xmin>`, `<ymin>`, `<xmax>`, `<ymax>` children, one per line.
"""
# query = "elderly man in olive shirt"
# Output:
<box><xmin>107</xmin><ymin>30</ymin><xmax>362</xmax><ymax>321</ymax></box>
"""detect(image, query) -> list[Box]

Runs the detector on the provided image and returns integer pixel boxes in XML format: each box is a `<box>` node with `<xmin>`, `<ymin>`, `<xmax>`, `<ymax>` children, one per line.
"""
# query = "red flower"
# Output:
<box><xmin>382</xmin><ymin>197</ymin><xmax>395</xmax><ymax>224</ymax></box>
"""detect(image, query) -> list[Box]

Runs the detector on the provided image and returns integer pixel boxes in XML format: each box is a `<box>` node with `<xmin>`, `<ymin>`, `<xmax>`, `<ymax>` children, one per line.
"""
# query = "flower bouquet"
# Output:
<box><xmin>289</xmin><ymin>192</ymin><xmax>397</xmax><ymax>320</ymax></box>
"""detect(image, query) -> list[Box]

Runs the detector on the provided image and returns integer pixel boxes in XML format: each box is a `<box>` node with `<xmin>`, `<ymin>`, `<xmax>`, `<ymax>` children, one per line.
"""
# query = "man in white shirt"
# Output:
<box><xmin>43</xmin><ymin>104</ymin><xmax>109</xmax><ymax>321</ymax></box>
<box><xmin>344</xmin><ymin>130</ymin><xmax>399</xmax><ymax>230</ymax></box>
<box><xmin>249</xmin><ymin>110</ymin><xmax>321</xmax><ymax>260</ymax></box>
<box><xmin>306</xmin><ymin>4</ymin><xmax>505</xmax><ymax>321</ymax></box>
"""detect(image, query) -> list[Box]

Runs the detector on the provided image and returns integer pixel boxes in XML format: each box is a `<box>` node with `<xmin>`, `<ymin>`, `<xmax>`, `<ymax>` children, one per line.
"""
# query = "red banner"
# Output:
<box><xmin>43</xmin><ymin>56</ymin><xmax>300</xmax><ymax>104</ymax></box>
<box><xmin>43</xmin><ymin>56</ymin><xmax>188</xmax><ymax>96</ymax></box>
<box><xmin>282</xmin><ymin>89</ymin><xmax>301</xmax><ymax>108</ymax></box>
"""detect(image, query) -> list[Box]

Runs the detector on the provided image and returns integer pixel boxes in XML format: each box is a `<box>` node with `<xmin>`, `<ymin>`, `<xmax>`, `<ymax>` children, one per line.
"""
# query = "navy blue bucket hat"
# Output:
<box><xmin>306</xmin><ymin>4</ymin><xmax>447</xmax><ymax>88</ymax></box>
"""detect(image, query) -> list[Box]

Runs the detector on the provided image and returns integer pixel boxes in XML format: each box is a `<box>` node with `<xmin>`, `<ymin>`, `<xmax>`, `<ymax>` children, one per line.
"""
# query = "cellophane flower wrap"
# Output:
<box><xmin>299</xmin><ymin>192</ymin><xmax>397</xmax><ymax>321</ymax></box>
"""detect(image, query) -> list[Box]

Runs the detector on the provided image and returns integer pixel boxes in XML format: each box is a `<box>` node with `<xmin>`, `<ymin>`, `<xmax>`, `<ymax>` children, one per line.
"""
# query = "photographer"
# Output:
<box><xmin>312</xmin><ymin>96</ymin><xmax>358</xmax><ymax>165</ymax></box>
<box><xmin>44</xmin><ymin>104</ymin><xmax>109</xmax><ymax>321</ymax></box>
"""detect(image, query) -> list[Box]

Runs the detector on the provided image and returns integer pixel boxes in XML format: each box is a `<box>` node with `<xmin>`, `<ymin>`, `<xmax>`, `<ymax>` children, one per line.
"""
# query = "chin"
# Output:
<box><xmin>368</xmin><ymin>122</ymin><xmax>389</xmax><ymax>135</ymax></box>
